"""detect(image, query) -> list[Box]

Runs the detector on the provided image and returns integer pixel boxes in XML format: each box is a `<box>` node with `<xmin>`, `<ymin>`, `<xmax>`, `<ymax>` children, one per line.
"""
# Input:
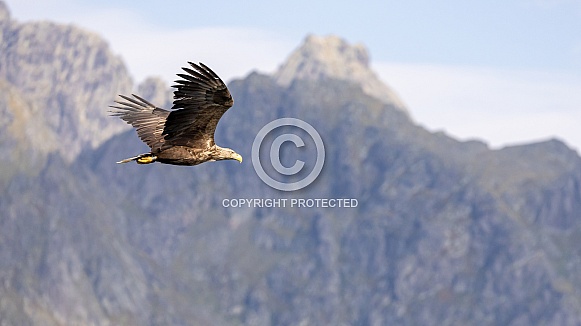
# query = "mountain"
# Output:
<box><xmin>1</xmin><ymin>1</ymin><xmax>581</xmax><ymax>324</ymax></box>
<box><xmin>0</xmin><ymin>2</ymin><xmax>132</xmax><ymax>165</ymax></box>
<box><xmin>274</xmin><ymin>34</ymin><xmax>408</xmax><ymax>114</ymax></box>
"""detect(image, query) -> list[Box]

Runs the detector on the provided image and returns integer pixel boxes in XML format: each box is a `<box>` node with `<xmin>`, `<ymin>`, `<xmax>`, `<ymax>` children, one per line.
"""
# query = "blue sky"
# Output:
<box><xmin>6</xmin><ymin>0</ymin><xmax>581</xmax><ymax>150</ymax></box>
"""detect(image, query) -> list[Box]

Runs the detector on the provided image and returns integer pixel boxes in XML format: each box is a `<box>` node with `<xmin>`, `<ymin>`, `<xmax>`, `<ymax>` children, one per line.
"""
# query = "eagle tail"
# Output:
<box><xmin>116</xmin><ymin>153</ymin><xmax>157</xmax><ymax>164</ymax></box>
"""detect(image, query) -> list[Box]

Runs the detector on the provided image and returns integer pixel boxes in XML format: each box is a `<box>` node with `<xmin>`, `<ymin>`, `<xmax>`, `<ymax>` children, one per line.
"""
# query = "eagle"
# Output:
<box><xmin>110</xmin><ymin>62</ymin><xmax>242</xmax><ymax>166</ymax></box>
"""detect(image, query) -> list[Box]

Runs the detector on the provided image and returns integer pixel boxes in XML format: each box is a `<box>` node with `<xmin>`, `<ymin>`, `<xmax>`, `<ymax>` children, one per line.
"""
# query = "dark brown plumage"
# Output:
<box><xmin>110</xmin><ymin>62</ymin><xmax>242</xmax><ymax>166</ymax></box>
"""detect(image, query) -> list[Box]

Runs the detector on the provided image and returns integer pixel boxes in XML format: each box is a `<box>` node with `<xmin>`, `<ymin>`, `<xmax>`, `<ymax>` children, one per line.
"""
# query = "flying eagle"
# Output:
<box><xmin>110</xmin><ymin>62</ymin><xmax>242</xmax><ymax>166</ymax></box>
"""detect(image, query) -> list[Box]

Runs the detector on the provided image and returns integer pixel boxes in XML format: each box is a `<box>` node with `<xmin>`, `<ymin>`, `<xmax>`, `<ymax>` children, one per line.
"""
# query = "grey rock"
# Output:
<box><xmin>274</xmin><ymin>34</ymin><xmax>409</xmax><ymax>114</ymax></box>
<box><xmin>1</xmin><ymin>1</ymin><xmax>581</xmax><ymax>324</ymax></box>
<box><xmin>0</xmin><ymin>3</ymin><xmax>132</xmax><ymax>162</ymax></box>
<box><xmin>137</xmin><ymin>76</ymin><xmax>173</xmax><ymax>109</ymax></box>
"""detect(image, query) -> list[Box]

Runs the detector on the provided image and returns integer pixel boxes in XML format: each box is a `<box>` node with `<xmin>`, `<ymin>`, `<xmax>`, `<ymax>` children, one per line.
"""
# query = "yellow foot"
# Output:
<box><xmin>137</xmin><ymin>155</ymin><xmax>156</xmax><ymax>164</ymax></box>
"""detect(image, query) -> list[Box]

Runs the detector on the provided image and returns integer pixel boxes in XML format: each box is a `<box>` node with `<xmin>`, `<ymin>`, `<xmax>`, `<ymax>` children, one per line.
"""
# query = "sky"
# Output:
<box><xmin>5</xmin><ymin>0</ymin><xmax>581</xmax><ymax>150</ymax></box>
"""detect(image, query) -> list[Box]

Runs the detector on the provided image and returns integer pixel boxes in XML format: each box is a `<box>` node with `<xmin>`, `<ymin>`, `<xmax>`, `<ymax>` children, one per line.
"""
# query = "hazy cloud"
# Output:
<box><xmin>374</xmin><ymin>63</ymin><xmax>581</xmax><ymax>150</ymax></box>
<box><xmin>7</xmin><ymin>0</ymin><xmax>296</xmax><ymax>83</ymax></box>
<box><xmin>6</xmin><ymin>0</ymin><xmax>581</xmax><ymax>151</ymax></box>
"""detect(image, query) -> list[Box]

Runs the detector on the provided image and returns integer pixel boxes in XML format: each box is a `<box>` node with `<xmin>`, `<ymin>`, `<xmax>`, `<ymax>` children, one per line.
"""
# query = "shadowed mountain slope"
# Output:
<box><xmin>1</xmin><ymin>1</ymin><xmax>581</xmax><ymax>324</ymax></box>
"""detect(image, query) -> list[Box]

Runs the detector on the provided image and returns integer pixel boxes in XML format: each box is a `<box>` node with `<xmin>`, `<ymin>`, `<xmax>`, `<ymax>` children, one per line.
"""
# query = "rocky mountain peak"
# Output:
<box><xmin>274</xmin><ymin>34</ymin><xmax>408</xmax><ymax>113</ymax></box>
<box><xmin>0</xmin><ymin>8</ymin><xmax>132</xmax><ymax>163</ymax></box>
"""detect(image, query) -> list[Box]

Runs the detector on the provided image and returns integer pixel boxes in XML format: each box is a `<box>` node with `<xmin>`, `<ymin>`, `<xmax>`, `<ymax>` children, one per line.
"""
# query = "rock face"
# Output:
<box><xmin>0</xmin><ymin>3</ymin><xmax>132</xmax><ymax>163</ymax></box>
<box><xmin>2</xmin><ymin>1</ymin><xmax>581</xmax><ymax>324</ymax></box>
<box><xmin>136</xmin><ymin>76</ymin><xmax>174</xmax><ymax>109</ymax></box>
<box><xmin>274</xmin><ymin>34</ymin><xmax>408</xmax><ymax>113</ymax></box>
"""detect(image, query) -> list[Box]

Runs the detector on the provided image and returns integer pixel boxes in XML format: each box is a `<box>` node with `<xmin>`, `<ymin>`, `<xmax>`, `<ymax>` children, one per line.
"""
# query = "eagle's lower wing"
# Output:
<box><xmin>164</xmin><ymin>62</ymin><xmax>234</xmax><ymax>148</ymax></box>
<box><xmin>110</xmin><ymin>94</ymin><xmax>170</xmax><ymax>152</ymax></box>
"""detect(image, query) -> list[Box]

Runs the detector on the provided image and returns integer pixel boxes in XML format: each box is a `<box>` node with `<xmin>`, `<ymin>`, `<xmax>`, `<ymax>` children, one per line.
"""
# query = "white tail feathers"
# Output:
<box><xmin>116</xmin><ymin>153</ymin><xmax>157</xmax><ymax>164</ymax></box>
<box><xmin>116</xmin><ymin>156</ymin><xmax>139</xmax><ymax>164</ymax></box>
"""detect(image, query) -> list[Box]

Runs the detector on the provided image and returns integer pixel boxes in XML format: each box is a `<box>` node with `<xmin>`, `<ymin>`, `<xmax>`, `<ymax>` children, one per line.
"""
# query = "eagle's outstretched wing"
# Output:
<box><xmin>164</xmin><ymin>62</ymin><xmax>234</xmax><ymax>149</ymax></box>
<box><xmin>109</xmin><ymin>94</ymin><xmax>170</xmax><ymax>152</ymax></box>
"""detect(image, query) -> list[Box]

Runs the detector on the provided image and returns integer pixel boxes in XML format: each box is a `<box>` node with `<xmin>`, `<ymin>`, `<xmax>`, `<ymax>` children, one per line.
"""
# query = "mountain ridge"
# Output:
<box><xmin>0</xmin><ymin>4</ymin><xmax>132</xmax><ymax>162</ymax></box>
<box><xmin>1</xmin><ymin>0</ymin><xmax>581</xmax><ymax>324</ymax></box>
<box><xmin>274</xmin><ymin>34</ymin><xmax>408</xmax><ymax>114</ymax></box>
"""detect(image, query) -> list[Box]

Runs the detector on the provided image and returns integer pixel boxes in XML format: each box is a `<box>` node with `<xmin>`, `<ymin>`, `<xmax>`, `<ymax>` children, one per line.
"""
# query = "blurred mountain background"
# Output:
<box><xmin>2</xmin><ymin>1</ymin><xmax>581</xmax><ymax>325</ymax></box>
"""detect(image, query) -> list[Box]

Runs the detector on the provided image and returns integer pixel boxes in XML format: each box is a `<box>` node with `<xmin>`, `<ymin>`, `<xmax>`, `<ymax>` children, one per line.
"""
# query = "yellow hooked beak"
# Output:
<box><xmin>234</xmin><ymin>154</ymin><xmax>243</xmax><ymax>163</ymax></box>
